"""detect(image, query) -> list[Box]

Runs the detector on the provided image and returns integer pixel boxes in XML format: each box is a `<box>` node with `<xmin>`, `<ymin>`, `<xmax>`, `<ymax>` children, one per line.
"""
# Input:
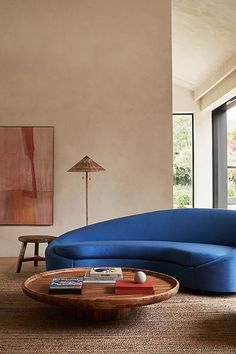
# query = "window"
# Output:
<box><xmin>227</xmin><ymin>101</ymin><xmax>236</xmax><ymax>209</ymax></box>
<box><xmin>173</xmin><ymin>114</ymin><xmax>194</xmax><ymax>208</ymax></box>
<box><xmin>212</xmin><ymin>97</ymin><xmax>236</xmax><ymax>208</ymax></box>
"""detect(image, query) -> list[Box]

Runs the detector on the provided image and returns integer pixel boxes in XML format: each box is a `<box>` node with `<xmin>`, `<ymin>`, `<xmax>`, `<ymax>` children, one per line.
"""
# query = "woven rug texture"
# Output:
<box><xmin>0</xmin><ymin>258</ymin><xmax>236</xmax><ymax>354</ymax></box>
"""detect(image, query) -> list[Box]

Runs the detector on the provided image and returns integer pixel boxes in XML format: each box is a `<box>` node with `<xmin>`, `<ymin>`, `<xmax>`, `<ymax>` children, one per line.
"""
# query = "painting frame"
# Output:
<box><xmin>0</xmin><ymin>126</ymin><xmax>54</xmax><ymax>225</ymax></box>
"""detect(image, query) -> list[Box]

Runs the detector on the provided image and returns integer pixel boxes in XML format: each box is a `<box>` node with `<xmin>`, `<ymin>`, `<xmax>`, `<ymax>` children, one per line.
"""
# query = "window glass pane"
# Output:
<box><xmin>227</xmin><ymin>104</ymin><xmax>236</xmax><ymax>209</ymax></box>
<box><xmin>173</xmin><ymin>114</ymin><xmax>193</xmax><ymax>208</ymax></box>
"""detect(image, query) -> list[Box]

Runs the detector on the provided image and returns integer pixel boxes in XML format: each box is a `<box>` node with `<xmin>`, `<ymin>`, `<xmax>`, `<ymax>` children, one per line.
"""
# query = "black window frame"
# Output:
<box><xmin>173</xmin><ymin>113</ymin><xmax>195</xmax><ymax>208</ymax></box>
<box><xmin>212</xmin><ymin>97</ymin><xmax>236</xmax><ymax>208</ymax></box>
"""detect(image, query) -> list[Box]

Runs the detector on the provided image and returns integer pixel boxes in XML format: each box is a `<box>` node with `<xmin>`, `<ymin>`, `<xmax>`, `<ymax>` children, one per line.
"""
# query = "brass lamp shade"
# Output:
<box><xmin>68</xmin><ymin>156</ymin><xmax>105</xmax><ymax>225</ymax></box>
<box><xmin>68</xmin><ymin>156</ymin><xmax>106</xmax><ymax>173</ymax></box>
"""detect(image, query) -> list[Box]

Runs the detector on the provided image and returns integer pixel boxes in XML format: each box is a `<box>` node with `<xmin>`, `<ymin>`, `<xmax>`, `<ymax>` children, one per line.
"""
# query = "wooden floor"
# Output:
<box><xmin>1</xmin><ymin>257</ymin><xmax>236</xmax><ymax>354</ymax></box>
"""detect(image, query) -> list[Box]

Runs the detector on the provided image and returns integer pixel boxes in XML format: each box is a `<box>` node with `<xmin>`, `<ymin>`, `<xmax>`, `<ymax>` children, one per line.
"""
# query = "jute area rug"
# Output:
<box><xmin>1</xmin><ymin>258</ymin><xmax>236</xmax><ymax>354</ymax></box>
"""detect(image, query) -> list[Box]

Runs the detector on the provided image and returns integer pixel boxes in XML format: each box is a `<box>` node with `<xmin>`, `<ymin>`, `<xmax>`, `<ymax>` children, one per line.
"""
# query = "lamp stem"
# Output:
<box><xmin>85</xmin><ymin>171</ymin><xmax>88</xmax><ymax>225</ymax></box>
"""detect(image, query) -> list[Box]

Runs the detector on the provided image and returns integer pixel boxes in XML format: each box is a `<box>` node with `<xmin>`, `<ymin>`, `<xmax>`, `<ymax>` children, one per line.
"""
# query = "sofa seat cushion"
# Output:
<box><xmin>54</xmin><ymin>241</ymin><xmax>235</xmax><ymax>267</ymax></box>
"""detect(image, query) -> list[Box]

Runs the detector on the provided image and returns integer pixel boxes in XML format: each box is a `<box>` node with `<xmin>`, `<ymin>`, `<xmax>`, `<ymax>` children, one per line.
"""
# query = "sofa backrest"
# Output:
<box><xmin>56</xmin><ymin>208</ymin><xmax>236</xmax><ymax>247</ymax></box>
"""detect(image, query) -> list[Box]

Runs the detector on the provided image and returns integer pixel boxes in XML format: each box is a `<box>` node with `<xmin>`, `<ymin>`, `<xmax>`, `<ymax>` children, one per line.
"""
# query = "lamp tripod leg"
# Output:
<box><xmin>85</xmin><ymin>171</ymin><xmax>88</xmax><ymax>225</ymax></box>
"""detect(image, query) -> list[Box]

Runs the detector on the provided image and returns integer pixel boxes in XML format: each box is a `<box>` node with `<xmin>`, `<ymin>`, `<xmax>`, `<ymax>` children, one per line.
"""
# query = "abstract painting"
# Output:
<box><xmin>0</xmin><ymin>127</ymin><xmax>53</xmax><ymax>225</ymax></box>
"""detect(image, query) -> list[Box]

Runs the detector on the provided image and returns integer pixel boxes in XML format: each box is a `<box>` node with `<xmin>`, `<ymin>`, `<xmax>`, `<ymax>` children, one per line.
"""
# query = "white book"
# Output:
<box><xmin>89</xmin><ymin>267</ymin><xmax>123</xmax><ymax>279</ymax></box>
<box><xmin>83</xmin><ymin>278</ymin><xmax>116</xmax><ymax>284</ymax></box>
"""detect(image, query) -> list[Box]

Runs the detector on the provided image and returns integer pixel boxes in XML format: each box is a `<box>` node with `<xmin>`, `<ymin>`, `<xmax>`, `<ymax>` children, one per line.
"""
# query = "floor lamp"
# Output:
<box><xmin>68</xmin><ymin>156</ymin><xmax>105</xmax><ymax>226</ymax></box>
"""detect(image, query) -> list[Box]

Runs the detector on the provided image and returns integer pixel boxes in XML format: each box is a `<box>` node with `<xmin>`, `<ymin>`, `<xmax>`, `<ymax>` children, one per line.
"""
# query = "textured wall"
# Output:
<box><xmin>0</xmin><ymin>0</ymin><xmax>172</xmax><ymax>256</ymax></box>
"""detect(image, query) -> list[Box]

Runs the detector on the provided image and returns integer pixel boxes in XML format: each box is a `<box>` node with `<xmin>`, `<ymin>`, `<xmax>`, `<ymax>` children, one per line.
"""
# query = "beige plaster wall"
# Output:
<box><xmin>0</xmin><ymin>0</ymin><xmax>172</xmax><ymax>257</ymax></box>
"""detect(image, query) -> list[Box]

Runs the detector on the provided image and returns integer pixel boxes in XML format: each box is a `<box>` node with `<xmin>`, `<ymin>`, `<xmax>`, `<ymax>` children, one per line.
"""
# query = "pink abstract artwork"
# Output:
<box><xmin>0</xmin><ymin>127</ymin><xmax>53</xmax><ymax>225</ymax></box>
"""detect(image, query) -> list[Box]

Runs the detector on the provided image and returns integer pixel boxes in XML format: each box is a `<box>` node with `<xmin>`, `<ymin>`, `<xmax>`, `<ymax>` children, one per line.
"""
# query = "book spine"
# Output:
<box><xmin>89</xmin><ymin>275</ymin><xmax>123</xmax><ymax>279</ymax></box>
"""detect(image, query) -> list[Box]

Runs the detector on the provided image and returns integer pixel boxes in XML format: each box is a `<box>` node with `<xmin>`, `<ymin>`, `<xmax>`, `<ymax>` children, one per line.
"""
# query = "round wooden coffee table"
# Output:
<box><xmin>22</xmin><ymin>267</ymin><xmax>179</xmax><ymax>321</ymax></box>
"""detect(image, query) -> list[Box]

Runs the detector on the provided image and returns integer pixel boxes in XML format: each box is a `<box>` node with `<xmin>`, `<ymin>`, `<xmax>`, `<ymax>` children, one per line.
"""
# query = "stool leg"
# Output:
<box><xmin>34</xmin><ymin>242</ymin><xmax>39</xmax><ymax>266</ymax></box>
<box><xmin>16</xmin><ymin>242</ymin><xmax>27</xmax><ymax>273</ymax></box>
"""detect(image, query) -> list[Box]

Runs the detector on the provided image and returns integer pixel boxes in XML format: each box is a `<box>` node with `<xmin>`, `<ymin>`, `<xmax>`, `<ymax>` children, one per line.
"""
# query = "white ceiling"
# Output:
<box><xmin>172</xmin><ymin>0</ymin><xmax>236</xmax><ymax>90</ymax></box>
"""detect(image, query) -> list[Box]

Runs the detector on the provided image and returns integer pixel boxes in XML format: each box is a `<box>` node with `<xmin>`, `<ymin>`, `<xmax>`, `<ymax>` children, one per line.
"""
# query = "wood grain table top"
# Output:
<box><xmin>22</xmin><ymin>267</ymin><xmax>179</xmax><ymax>310</ymax></box>
<box><xmin>18</xmin><ymin>235</ymin><xmax>56</xmax><ymax>243</ymax></box>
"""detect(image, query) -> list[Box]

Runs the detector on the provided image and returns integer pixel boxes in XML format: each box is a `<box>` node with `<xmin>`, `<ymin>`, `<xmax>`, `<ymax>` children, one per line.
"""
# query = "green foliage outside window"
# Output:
<box><xmin>228</xmin><ymin>181</ymin><xmax>236</xmax><ymax>197</ymax></box>
<box><xmin>173</xmin><ymin>115</ymin><xmax>193</xmax><ymax>208</ymax></box>
<box><xmin>227</xmin><ymin>128</ymin><xmax>236</xmax><ymax>198</ymax></box>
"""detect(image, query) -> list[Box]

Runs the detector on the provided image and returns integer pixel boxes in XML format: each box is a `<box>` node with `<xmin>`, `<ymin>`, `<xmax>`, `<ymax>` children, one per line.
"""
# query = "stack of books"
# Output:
<box><xmin>115</xmin><ymin>279</ymin><xmax>155</xmax><ymax>295</ymax></box>
<box><xmin>83</xmin><ymin>267</ymin><xmax>123</xmax><ymax>284</ymax></box>
<box><xmin>49</xmin><ymin>277</ymin><xmax>83</xmax><ymax>294</ymax></box>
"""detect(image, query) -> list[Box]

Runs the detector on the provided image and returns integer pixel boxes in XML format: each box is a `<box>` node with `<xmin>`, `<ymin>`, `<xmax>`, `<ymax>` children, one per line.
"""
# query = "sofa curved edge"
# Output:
<box><xmin>45</xmin><ymin>253</ymin><xmax>236</xmax><ymax>293</ymax></box>
<box><xmin>47</xmin><ymin>207</ymin><xmax>236</xmax><ymax>246</ymax></box>
<box><xmin>45</xmin><ymin>251</ymin><xmax>73</xmax><ymax>271</ymax></box>
<box><xmin>193</xmin><ymin>251</ymin><xmax>236</xmax><ymax>293</ymax></box>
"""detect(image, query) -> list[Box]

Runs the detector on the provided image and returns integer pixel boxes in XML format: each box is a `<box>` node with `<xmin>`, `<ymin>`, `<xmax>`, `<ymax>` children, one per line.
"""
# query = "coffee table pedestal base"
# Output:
<box><xmin>76</xmin><ymin>307</ymin><xmax>132</xmax><ymax>321</ymax></box>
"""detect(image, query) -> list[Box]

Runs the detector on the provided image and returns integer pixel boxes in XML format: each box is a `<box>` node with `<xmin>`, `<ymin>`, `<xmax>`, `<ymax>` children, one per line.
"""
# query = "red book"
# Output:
<box><xmin>115</xmin><ymin>280</ymin><xmax>155</xmax><ymax>295</ymax></box>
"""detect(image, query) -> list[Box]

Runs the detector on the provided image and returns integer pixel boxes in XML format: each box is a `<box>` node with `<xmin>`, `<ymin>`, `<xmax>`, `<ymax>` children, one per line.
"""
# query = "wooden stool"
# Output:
<box><xmin>16</xmin><ymin>235</ymin><xmax>56</xmax><ymax>273</ymax></box>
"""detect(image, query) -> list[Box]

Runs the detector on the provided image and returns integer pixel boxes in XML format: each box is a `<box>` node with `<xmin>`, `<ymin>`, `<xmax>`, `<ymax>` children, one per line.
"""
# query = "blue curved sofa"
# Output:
<box><xmin>46</xmin><ymin>208</ymin><xmax>236</xmax><ymax>293</ymax></box>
